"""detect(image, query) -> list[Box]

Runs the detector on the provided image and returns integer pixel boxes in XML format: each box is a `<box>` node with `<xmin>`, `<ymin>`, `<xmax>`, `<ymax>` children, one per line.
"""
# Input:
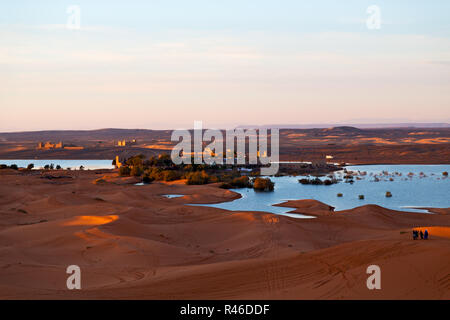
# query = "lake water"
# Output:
<box><xmin>198</xmin><ymin>165</ymin><xmax>450</xmax><ymax>216</ymax></box>
<box><xmin>0</xmin><ymin>159</ymin><xmax>114</xmax><ymax>170</ymax></box>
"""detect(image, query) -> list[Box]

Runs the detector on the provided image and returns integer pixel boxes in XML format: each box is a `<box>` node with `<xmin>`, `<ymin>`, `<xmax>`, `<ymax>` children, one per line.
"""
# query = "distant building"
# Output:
<box><xmin>117</xmin><ymin>139</ymin><xmax>137</xmax><ymax>147</ymax></box>
<box><xmin>37</xmin><ymin>141</ymin><xmax>63</xmax><ymax>150</ymax></box>
<box><xmin>114</xmin><ymin>155</ymin><xmax>123</xmax><ymax>168</ymax></box>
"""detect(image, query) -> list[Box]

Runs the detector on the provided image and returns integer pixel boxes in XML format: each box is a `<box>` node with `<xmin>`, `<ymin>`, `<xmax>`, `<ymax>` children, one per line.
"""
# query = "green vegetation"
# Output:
<box><xmin>116</xmin><ymin>153</ymin><xmax>275</xmax><ymax>190</ymax></box>
<box><xmin>299</xmin><ymin>177</ymin><xmax>337</xmax><ymax>185</ymax></box>
<box><xmin>142</xmin><ymin>167</ymin><xmax>181</xmax><ymax>182</ymax></box>
<box><xmin>186</xmin><ymin>171</ymin><xmax>210</xmax><ymax>185</ymax></box>
<box><xmin>161</xmin><ymin>170</ymin><xmax>182</xmax><ymax>182</ymax></box>
<box><xmin>119</xmin><ymin>166</ymin><xmax>131</xmax><ymax>176</ymax></box>
<box><xmin>230</xmin><ymin>176</ymin><xmax>252</xmax><ymax>188</ymax></box>
<box><xmin>142</xmin><ymin>174</ymin><xmax>154</xmax><ymax>184</ymax></box>
<box><xmin>0</xmin><ymin>164</ymin><xmax>20</xmax><ymax>170</ymax></box>
<box><xmin>130</xmin><ymin>165</ymin><xmax>144</xmax><ymax>177</ymax></box>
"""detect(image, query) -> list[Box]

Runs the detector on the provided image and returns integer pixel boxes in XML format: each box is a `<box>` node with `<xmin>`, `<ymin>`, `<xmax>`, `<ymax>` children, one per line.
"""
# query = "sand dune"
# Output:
<box><xmin>0</xmin><ymin>169</ymin><xmax>449</xmax><ymax>299</ymax></box>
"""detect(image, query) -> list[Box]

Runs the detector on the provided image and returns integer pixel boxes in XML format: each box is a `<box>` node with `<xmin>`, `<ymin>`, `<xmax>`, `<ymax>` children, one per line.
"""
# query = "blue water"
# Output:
<box><xmin>199</xmin><ymin>165</ymin><xmax>450</xmax><ymax>216</ymax></box>
<box><xmin>0</xmin><ymin>159</ymin><xmax>114</xmax><ymax>170</ymax></box>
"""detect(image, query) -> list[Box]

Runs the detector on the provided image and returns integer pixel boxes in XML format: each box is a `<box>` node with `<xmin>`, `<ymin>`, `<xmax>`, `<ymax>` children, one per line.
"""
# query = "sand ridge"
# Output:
<box><xmin>0</xmin><ymin>169</ymin><xmax>449</xmax><ymax>299</ymax></box>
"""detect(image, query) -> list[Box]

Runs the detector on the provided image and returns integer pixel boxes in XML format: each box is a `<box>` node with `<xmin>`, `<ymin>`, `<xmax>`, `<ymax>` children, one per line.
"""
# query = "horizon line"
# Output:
<box><xmin>1</xmin><ymin>122</ymin><xmax>450</xmax><ymax>134</ymax></box>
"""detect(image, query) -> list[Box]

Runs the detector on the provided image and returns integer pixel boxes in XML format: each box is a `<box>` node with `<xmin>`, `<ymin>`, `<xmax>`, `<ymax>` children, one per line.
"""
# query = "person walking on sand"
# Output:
<box><xmin>424</xmin><ymin>229</ymin><xmax>429</xmax><ymax>240</ymax></box>
<box><xmin>413</xmin><ymin>230</ymin><xmax>418</xmax><ymax>240</ymax></box>
<box><xmin>420</xmin><ymin>230</ymin><xmax>424</xmax><ymax>239</ymax></box>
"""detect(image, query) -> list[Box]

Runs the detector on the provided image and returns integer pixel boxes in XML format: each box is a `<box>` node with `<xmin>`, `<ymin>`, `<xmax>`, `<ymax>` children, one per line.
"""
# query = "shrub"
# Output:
<box><xmin>299</xmin><ymin>178</ymin><xmax>310</xmax><ymax>185</ymax></box>
<box><xmin>385</xmin><ymin>191</ymin><xmax>392</xmax><ymax>198</ymax></box>
<box><xmin>219</xmin><ymin>182</ymin><xmax>233</xmax><ymax>189</ymax></box>
<box><xmin>323</xmin><ymin>179</ymin><xmax>337</xmax><ymax>185</ymax></box>
<box><xmin>186</xmin><ymin>171</ymin><xmax>210</xmax><ymax>185</ymax></box>
<box><xmin>142</xmin><ymin>174</ymin><xmax>154</xmax><ymax>184</ymax></box>
<box><xmin>56</xmin><ymin>165</ymin><xmax>61</xmax><ymax>170</ymax></box>
<box><xmin>9</xmin><ymin>164</ymin><xmax>18</xmax><ymax>170</ymax></box>
<box><xmin>27</xmin><ymin>163</ymin><xmax>34</xmax><ymax>170</ymax></box>
<box><xmin>253</xmin><ymin>177</ymin><xmax>274</xmax><ymax>191</ymax></box>
<box><xmin>231</xmin><ymin>176</ymin><xmax>251</xmax><ymax>188</ymax></box>
<box><xmin>130</xmin><ymin>165</ymin><xmax>144</xmax><ymax>177</ymax></box>
<box><xmin>443</xmin><ymin>171</ymin><xmax>448</xmax><ymax>177</ymax></box>
<box><xmin>126</xmin><ymin>154</ymin><xmax>145</xmax><ymax>167</ymax></box>
<box><xmin>143</xmin><ymin>167</ymin><xmax>177</xmax><ymax>181</ymax></box>
<box><xmin>358</xmin><ymin>195</ymin><xmax>365</xmax><ymax>200</ymax></box>
<box><xmin>208</xmin><ymin>174</ymin><xmax>219</xmax><ymax>183</ymax></box>
<box><xmin>310</xmin><ymin>178</ymin><xmax>323</xmax><ymax>185</ymax></box>
<box><xmin>337</xmin><ymin>193</ymin><xmax>343</xmax><ymax>197</ymax></box>
<box><xmin>119</xmin><ymin>166</ymin><xmax>131</xmax><ymax>176</ymax></box>
<box><xmin>161</xmin><ymin>170</ymin><xmax>181</xmax><ymax>181</ymax></box>
<box><xmin>0</xmin><ymin>164</ymin><xmax>7</xmax><ymax>169</ymax></box>
<box><xmin>157</xmin><ymin>153</ymin><xmax>173</xmax><ymax>167</ymax></box>
<box><xmin>143</xmin><ymin>167</ymin><xmax>160</xmax><ymax>180</ymax></box>
<box><xmin>299</xmin><ymin>177</ymin><xmax>337</xmax><ymax>186</ymax></box>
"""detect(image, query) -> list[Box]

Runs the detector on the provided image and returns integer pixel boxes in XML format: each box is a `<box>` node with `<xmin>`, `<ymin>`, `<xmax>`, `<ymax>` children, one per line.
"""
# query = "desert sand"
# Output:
<box><xmin>0</xmin><ymin>168</ymin><xmax>449</xmax><ymax>300</ymax></box>
<box><xmin>1</xmin><ymin>127</ymin><xmax>449</xmax><ymax>164</ymax></box>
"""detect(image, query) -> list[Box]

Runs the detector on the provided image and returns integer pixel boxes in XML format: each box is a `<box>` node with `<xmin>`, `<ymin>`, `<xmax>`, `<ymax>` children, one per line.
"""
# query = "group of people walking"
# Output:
<box><xmin>413</xmin><ymin>229</ymin><xmax>429</xmax><ymax>240</ymax></box>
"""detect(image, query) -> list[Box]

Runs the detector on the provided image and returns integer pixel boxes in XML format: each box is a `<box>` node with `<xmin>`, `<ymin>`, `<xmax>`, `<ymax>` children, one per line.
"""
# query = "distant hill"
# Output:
<box><xmin>0</xmin><ymin>129</ymin><xmax>172</xmax><ymax>142</ymax></box>
<box><xmin>0</xmin><ymin>126</ymin><xmax>448</xmax><ymax>163</ymax></box>
<box><xmin>237</xmin><ymin>123</ymin><xmax>450</xmax><ymax>129</ymax></box>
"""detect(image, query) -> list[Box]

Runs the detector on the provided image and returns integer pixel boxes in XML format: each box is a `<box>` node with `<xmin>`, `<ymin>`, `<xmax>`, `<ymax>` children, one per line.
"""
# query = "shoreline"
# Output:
<box><xmin>2</xmin><ymin>157</ymin><xmax>450</xmax><ymax>165</ymax></box>
<box><xmin>0</xmin><ymin>169</ymin><xmax>449</xmax><ymax>299</ymax></box>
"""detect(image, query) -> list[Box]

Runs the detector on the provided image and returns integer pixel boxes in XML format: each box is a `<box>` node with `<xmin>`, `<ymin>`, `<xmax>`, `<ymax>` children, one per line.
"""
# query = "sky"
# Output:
<box><xmin>1</xmin><ymin>0</ymin><xmax>450</xmax><ymax>131</ymax></box>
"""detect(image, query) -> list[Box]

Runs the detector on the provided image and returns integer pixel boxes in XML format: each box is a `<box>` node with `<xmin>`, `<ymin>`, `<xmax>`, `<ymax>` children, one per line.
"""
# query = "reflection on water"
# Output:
<box><xmin>199</xmin><ymin>165</ymin><xmax>450</xmax><ymax>215</ymax></box>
